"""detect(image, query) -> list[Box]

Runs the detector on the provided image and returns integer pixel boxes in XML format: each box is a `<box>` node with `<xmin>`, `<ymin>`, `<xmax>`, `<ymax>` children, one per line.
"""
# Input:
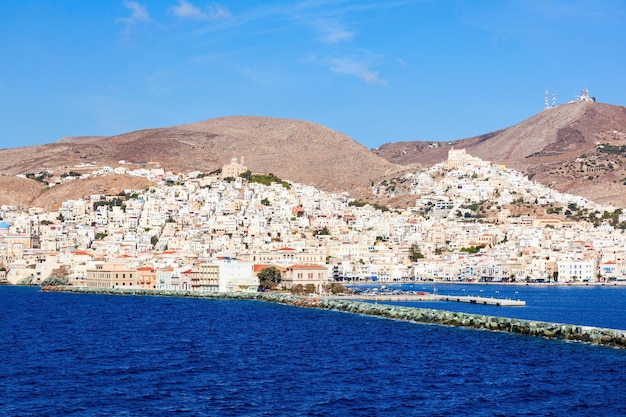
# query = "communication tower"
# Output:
<box><xmin>552</xmin><ymin>91</ymin><xmax>556</xmax><ymax>107</ymax></box>
<box><xmin>544</xmin><ymin>89</ymin><xmax>549</xmax><ymax>109</ymax></box>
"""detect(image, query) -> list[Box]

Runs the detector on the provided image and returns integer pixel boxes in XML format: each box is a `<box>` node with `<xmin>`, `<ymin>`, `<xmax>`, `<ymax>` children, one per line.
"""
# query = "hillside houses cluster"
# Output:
<box><xmin>2</xmin><ymin>149</ymin><xmax>626</xmax><ymax>290</ymax></box>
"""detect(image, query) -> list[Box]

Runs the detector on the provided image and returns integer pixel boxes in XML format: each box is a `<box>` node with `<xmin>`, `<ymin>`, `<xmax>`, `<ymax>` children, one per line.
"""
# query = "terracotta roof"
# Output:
<box><xmin>70</xmin><ymin>250</ymin><xmax>93</xmax><ymax>257</ymax></box>
<box><xmin>253</xmin><ymin>264</ymin><xmax>287</xmax><ymax>273</ymax></box>
<box><xmin>287</xmin><ymin>264</ymin><xmax>327</xmax><ymax>270</ymax></box>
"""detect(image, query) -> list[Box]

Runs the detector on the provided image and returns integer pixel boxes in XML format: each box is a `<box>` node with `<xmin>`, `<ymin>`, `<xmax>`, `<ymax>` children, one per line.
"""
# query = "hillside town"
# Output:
<box><xmin>2</xmin><ymin>149</ymin><xmax>626</xmax><ymax>292</ymax></box>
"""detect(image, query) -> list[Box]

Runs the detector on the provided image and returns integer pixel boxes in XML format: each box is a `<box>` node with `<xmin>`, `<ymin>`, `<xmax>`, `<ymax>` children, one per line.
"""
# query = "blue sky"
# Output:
<box><xmin>1</xmin><ymin>0</ymin><xmax>625</xmax><ymax>150</ymax></box>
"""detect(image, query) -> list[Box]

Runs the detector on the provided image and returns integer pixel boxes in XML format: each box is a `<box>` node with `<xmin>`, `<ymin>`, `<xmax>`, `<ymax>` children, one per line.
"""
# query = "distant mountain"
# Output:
<box><xmin>4</xmin><ymin>102</ymin><xmax>626</xmax><ymax>210</ymax></box>
<box><xmin>373</xmin><ymin>101</ymin><xmax>626</xmax><ymax>207</ymax></box>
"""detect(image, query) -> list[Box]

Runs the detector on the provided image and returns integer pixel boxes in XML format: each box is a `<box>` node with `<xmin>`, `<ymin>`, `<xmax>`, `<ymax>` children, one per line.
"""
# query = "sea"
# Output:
<box><xmin>1</xmin><ymin>284</ymin><xmax>625</xmax><ymax>417</ymax></box>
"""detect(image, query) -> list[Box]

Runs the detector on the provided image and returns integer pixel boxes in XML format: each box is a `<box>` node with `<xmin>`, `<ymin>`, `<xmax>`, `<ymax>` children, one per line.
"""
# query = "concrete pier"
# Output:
<box><xmin>435</xmin><ymin>294</ymin><xmax>525</xmax><ymax>306</ymax></box>
<box><xmin>336</xmin><ymin>293</ymin><xmax>525</xmax><ymax>306</ymax></box>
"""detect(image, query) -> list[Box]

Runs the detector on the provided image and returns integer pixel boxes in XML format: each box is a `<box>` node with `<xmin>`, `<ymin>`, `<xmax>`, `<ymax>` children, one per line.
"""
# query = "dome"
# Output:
<box><xmin>0</xmin><ymin>221</ymin><xmax>9</xmax><ymax>229</ymax></box>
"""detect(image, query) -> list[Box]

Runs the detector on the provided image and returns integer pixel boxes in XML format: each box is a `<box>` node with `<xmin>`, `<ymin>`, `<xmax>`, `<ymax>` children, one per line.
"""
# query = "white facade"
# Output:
<box><xmin>557</xmin><ymin>259</ymin><xmax>596</xmax><ymax>282</ymax></box>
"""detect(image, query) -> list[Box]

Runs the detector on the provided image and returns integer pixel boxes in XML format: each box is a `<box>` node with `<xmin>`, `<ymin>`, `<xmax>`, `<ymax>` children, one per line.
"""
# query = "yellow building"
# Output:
<box><xmin>0</xmin><ymin>223</ymin><xmax>32</xmax><ymax>264</ymax></box>
<box><xmin>283</xmin><ymin>264</ymin><xmax>329</xmax><ymax>292</ymax></box>
<box><xmin>190</xmin><ymin>262</ymin><xmax>220</xmax><ymax>292</ymax></box>
<box><xmin>84</xmin><ymin>263</ymin><xmax>138</xmax><ymax>289</ymax></box>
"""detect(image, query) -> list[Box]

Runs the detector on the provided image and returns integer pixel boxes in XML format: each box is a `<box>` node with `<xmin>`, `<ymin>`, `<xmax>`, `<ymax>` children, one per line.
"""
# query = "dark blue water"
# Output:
<box><xmin>1</xmin><ymin>286</ymin><xmax>626</xmax><ymax>416</ymax></box>
<box><xmin>359</xmin><ymin>283</ymin><xmax>626</xmax><ymax>330</ymax></box>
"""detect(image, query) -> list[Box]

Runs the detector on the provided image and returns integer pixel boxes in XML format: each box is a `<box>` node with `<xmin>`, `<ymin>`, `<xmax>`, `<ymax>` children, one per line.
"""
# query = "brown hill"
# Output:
<box><xmin>0</xmin><ymin>116</ymin><xmax>400</xmax><ymax>190</ymax></box>
<box><xmin>0</xmin><ymin>116</ymin><xmax>402</xmax><ymax>209</ymax></box>
<box><xmin>0</xmin><ymin>175</ymin><xmax>153</xmax><ymax>211</ymax></box>
<box><xmin>5</xmin><ymin>103</ymin><xmax>626</xmax><ymax>211</ymax></box>
<box><xmin>374</xmin><ymin>101</ymin><xmax>626</xmax><ymax>207</ymax></box>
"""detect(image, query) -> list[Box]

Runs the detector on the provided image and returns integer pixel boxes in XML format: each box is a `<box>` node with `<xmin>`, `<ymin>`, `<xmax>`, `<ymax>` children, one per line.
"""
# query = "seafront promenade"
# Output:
<box><xmin>41</xmin><ymin>286</ymin><xmax>626</xmax><ymax>349</ymax></box>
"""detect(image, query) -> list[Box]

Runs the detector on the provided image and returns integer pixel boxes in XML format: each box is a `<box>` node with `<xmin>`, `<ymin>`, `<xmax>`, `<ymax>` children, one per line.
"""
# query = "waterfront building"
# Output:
<box><xmin>217</xmin><ymin>258</ymin><xmax>256</xmax><ymax>292</ymax></box>
<box><xmin>282</xmin><ymin>264</ymin><xmax>329</xmax><ymax>292</ymax></box>
<box><xmin>557</xmin><ymin>259</ymin><xmax>597</xmax><ymax>282</ymax></box>
<box><xmin>190</xmin><ymin>262</ymin><xmax>220</xmax><ymax>292</ymax></box>
<box><xmin>84</xmin><ymin>263</ymin><xmax>139</xmax><ymax>289</ymax></box>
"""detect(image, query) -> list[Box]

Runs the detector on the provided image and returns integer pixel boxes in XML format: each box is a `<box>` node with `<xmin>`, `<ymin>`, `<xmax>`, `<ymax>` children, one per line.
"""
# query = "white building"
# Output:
<box><xmin>557</xmin><ymin>259</ymin><xmax>596</xmax><ymax>282</ymax></box>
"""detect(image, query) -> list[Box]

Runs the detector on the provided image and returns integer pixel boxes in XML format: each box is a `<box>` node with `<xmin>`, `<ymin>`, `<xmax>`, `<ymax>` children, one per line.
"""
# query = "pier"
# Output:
<box><xmin>334</xmin><ymin>293</ymin><xmax>526</xmax><ymax>306</ymax></box>
<box><xmin>434</xmin><ymin>294</ymin><xmax>525</xmax><ymax>306</ymax></box>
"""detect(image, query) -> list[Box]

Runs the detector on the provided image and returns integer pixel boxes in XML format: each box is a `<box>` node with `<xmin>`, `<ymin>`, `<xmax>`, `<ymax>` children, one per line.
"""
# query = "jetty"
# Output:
<box><xmin>334</xmin><ymin>293</ymin><xmax>526</xmax><ymax>306</ymax></box>
<box><xmin>434</xmin><ymin>294</ymin><xmax>525</xmax><ymax>306</ymax></box>
<box><xmin>40</xmin><ymin>286</ymin><xmax>626</xmax><ymax>349</ymax></box>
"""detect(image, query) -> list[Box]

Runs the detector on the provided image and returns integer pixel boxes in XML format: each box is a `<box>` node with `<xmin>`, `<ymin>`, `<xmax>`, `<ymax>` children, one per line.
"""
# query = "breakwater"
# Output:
<box><xmin>41</xmin><ymin>286</ymin><xmax>626</xmax><ymax>349</ymax></box>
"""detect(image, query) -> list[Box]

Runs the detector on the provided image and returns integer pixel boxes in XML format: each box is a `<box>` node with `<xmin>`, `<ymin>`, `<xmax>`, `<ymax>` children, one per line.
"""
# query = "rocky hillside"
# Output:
<box><xmin>374</xmin><ymin>101</ymin><xmax>626</xmax><ymax>207</ymax></box>
<box><xmin>4</xmin><ymin>102</ymin><xmax>626</xmax><ymax>210</ymax></box>
<box><xmin>0</xmin><ymin>175</ymin><xmax>153</xmax><ymax>211</ymax></box>
<box><xmin>0</xmin><ymin>116</ymin><xmax>401</xmax><ymax>191</ymax></box>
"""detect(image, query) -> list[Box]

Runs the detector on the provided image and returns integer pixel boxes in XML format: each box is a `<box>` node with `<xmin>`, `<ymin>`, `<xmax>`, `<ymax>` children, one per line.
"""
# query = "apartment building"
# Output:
<box><xmin>84</xmin><ymin>263</ymin><xmax>138</xmax><ymax>288</ymax></box>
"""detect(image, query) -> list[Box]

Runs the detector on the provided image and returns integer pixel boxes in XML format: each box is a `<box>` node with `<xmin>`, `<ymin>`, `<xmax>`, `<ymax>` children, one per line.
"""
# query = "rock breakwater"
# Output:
<box><xmin>41</xmin><ymin>286</ymin><xmax>626</xmax><ymax>349</ymax></box>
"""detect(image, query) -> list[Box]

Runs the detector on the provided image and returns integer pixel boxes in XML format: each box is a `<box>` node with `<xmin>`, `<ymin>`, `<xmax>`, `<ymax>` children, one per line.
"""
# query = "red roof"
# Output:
<box><xmin>287</xmin><ymin>264</ymin><xmax>327</xmax><ymax>270</ymax></box>
<box><xmin>253</xmin><ymin>264</ymin><xmax>287</xmax><ymax>273</ymax></box>
<box><xmin>71</xmin><ymin>250</ymin><xmax>93</xmax><ymax>257</ymax></box>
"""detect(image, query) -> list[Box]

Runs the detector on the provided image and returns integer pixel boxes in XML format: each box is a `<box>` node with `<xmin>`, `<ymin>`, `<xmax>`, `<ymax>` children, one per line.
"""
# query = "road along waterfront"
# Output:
<box><xmin>41</xmin><ymin>286</ymin><xmax>626</xmax><ymax>349</ymax></box>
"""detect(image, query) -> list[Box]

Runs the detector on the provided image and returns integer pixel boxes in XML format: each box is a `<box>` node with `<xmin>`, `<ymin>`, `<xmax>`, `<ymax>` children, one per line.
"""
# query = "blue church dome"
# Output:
<box><xmin>0</xmin><ymin>221</ymin><xmax>10</xmax><ymax>229</ymax></box>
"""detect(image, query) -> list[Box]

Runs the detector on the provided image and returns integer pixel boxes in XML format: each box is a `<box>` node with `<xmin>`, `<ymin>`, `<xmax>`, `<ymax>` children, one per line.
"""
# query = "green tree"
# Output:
<box><xmin>460</xmin><ymin>245</ymin><xmax>484</xmax><ymax>254</ymax></box>
<box><xmin>291</xmin><ymin>284</ymin><xmax>304</xmax><ymax>295</ymax></box>
<box><xmin>257</xmin><ymin>266</ymin><xmax>282</xmax><ymax>291</ymax></box>
<box><xmin>408</xmin><ymin>243</ymin><xmax>425</xmax><ymax>262</ymax></box>
<box><xmin>151</xmin><ymin>235</ymin><xmax>159</xmax><ymax>246</ymax></box>
<box><xmin>315</xmin><ymin>226</ymin><xmax>331</xmax><ymax>236</ymax></box>
<box><xmin>325</xmin><ymin>282</ymin><xmax>347</xmax><ymax>295</ymax></box>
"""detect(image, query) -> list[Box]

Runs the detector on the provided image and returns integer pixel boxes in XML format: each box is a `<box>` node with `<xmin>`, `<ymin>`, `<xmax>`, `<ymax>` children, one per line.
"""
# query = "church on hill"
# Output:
<box><xmin>222</xmin><ymin>156</ymin><xmax>247</xmax><ymax>179</ymax></box>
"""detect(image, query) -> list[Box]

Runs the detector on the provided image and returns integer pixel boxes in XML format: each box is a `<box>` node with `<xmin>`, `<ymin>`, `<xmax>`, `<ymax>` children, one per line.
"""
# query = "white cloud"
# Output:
<box><xmin>170</xmin><ymin>1</ymin><xmax>232</xmax><ymax>21</ymax></box>
<box><xmin>316</xmin><ymin>19</ymin><xmax>354</xmax><ymax>43</ymax></box>
<box><xmin>171</xmin><ymin>0</ymin><xmax>207</xmax><ymax>20</ymax></box>
<box><xmin>207</xmin><ymin>4</ymin><xmax>232</xmax><ymax>20</ymax></box>
<box><xmin>329</xmin><ymin>57</ymin><xmax>387</xmax><ymax>85</ymax></box>
<box><xmin>116</xmin><ymin>0</ymin><xmax>150</xmax><ymax>25</ymax></box>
